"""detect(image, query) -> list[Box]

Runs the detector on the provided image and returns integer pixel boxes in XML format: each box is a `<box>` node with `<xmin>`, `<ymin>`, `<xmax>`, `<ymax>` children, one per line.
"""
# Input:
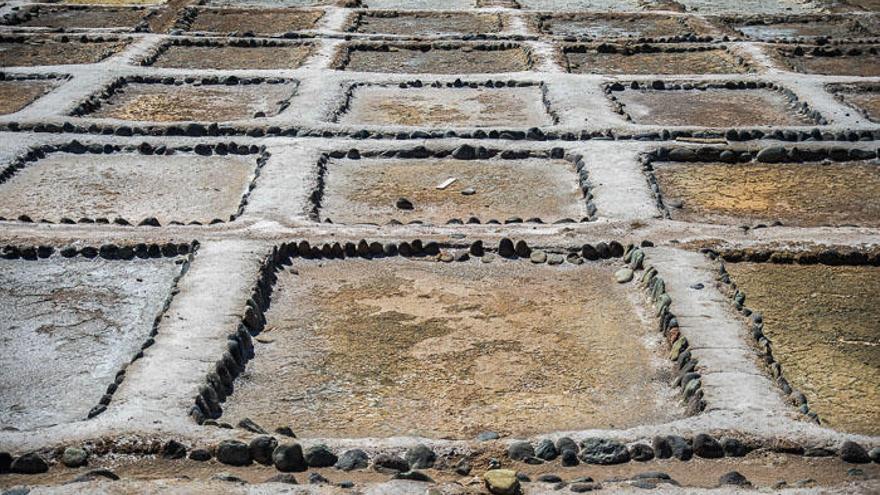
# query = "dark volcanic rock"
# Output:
<box><xmin>335</xmin><ymin>449</ymin><xmax>369</xmax><ymax>471</ymax></box>
<box><xmin>273</xmin><ymin>443</ymin><xmax>307</xmax><ymax>472</ymax></box>
<box><xmin>578</xmin><ymin>438</ymin><xmax>630</xmax><ymax>465</ymax></box>
<box><xmin>216</xmin><ymin>440</ymin><xmax>251</xmax><ymax>466</ymax></box>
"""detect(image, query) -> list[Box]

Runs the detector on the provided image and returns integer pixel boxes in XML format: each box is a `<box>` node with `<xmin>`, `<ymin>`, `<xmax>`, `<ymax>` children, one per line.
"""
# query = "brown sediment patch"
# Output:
<box><xmin>319</xmin><ymin>157</ymin><xmax>585</xmax><ymax>224</ymax></box>
<box><xmin>0</xmin><ymin>79</ymin><xmax>57</xmax><ymax>115</ymax></box>
<box><xmin>0</xmin><ymin>152</ymin><xmax>257</xmax><ymax>224</ymax></box>
<box><xmin>149</xmin><ymin>42</ymin><xmax>313</xmax><ymax>70</ymax></box>
<box><xmin>725</xmin><ymin>262</ymin><xmax>880</xmax><ymax>436</ymax></box>
<box><xmin>57</xmin><ymin>0</ymin><xmax>165</xmax><ymax>4</ymax></box>
<box><xmin>614</xmin><ymin>88</ymin><xmax>813</xmax><ymax>126</ymax></box>
<box><xmin>337</xmin><ymin>85</ymin><xmax>552</xmax><ymax>127</ymax></box>
<box><xmin>186</xmin><ymin>8</ymin><xmax>323</xmax><ymax>34</ymax></box>
<box><xmin>336</xmin><ymin>43</ymin><xmax>532</xmax><ymax>74</ymax></box>
<box><xmin>349</xmin><ymin>11</ymin><xmax>504</xmax><ymax>35</ymax></box>
<box><xmin>221</xmin><ymin>258</ymin><xmax>679</xmax><ymax>439</ymax></box>
<box><xmin>0</xmin><ymin>37</ymin><xmax>129</xmax><ymax>67</ymax></box>
<box><xmin>830</xmin><ymin>83</ymin><xmax>880</xmax><ymax>123</ymax></box>
<box><xmin>771</xmin><ymin>45</ymin><xmax>880</xmax><ymax>76</ymax></box>
<box><xmin>652</xmin><ymin>161</ymin><xmax>880</xmax><ymax>227</ymax></box>
<box><xmin>534</xmin><ymin>13</ymin><xmax>708</xmax><ymax>39</ymax></box>
<box><xmin>13</xmin><ymin>6</ymin><xmax>152</xmax><ymax>29</ymax></box>
<box><xmin>563</xmin><ymin>45</ymin><xmax>749</xmax><ymax>75</ymax></box>
<box><xmin>0</xmin><ymin>256</ymin><xmax>182</xmax><ymax>431</ymax></box>
<box><xmin>87</xmin><ymin>81</ymin><xmax>295</xmax><ymax>121</ymax></box>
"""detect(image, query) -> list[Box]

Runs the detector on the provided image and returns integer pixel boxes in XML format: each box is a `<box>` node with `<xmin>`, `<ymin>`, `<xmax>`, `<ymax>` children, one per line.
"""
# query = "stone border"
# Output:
<box><xmin>342</xmin><ymin>9</ymin><xmax>508</xmax><ymax>37</ymax></box>
<box><xmin>716</xmin><ymin>14</ymin><xmax>880</xmax><ymax>43</ymax></box>
<box><xmin>188</xmin><ymin>238</ymin><xmax>698</xmax><ymax>430</ymax></box>
<box><xmin>326</xmin><ymin>78</ymin><xmax>560</xmax><ymax>125</ymax></box>
<box><xmin>559</xmin><ymin>43</ymin><xmax>753</xmax><ymax>74</ymax></box>
<box><xmin>0</xmin><ymin>141</ymin><xmax>270</xmax><ymax>227</ymax></box>
<box><xmin>330</xmin><ymin>40</ymin><xmax>536</xmax><ymax>72</ymax></box>
<box><xmin>69</xmin><ymin>74</ymin><xmax>298</xmax><ymax>120</ymax></box>
<box><xmin>770</xmin><ymin>43</ymin><xmax>880</xmax><ymax>72</ymax></box>
<box><xmin>530</xmin><ymin>12</ymin><xmax>714</xmax><ymax>43</ymax></box>
<box><xmin>827</xmin><ymin>82</ymin><xmax>880</xmax><ymax>124</ymax></box>
<box><xmin>0</xmin><ymin>4</ymin><xmax>158</xmax><ymax>33</ymax></box>
<box><xmin>307</xmin><ymin>144</ymin><xmax>596</xmax><ymax>225</ymax></box>
<box><xmin>0</xmin><ymin>71</ymin><xmax>70</xmax><ymax>84</ymax></box>
<box><xmin>138</xmin><ymin>36</ymin><xmax>317</xmax><ymax>67</ymax></box>
<box><xmin>701</xmin><ymin>247</ymin><xmax>880</xmax><ymax>430</ymax></box>
<box><xmin>605</xmin><ymin>80</ymin><xmax>828</xmax><ymax>126</ymax></box>
<box><xmin>638</xmin><ymin>144</ymin><xmax>880</xmax><ymax>221</ymax></box>
<box><xmin>0</xmin><ymin>241</ymin><xmax>198</xmax><ymax>421</ymax></box>
<box><xmin>172</xmin><ymin>6</ymin><xmax>325</xmax><ymax>37</ymax></box>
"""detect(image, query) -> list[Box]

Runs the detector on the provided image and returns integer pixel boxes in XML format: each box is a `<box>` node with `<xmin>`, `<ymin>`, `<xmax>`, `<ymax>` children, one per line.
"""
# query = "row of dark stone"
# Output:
<box><xmin>563</xmin><ymin>42</ymin><xmax>730</xmax><ymax>55</ymax></box>
<box><xmin>0</xmin><ymin>142</ymin><xmax>267</xmax><ymax>227</ymax></box>
<box><xmin>70</xmin><ymin>75</ymin><xmax>294</xmax><ymax>118</ymax></box>
<box><xmin>190</xmin><ymin>239</ymin><xmax>626</xmax><ymax>423</ymax></box>
<box><xmin>639</xmin><ymin>146</ymin><xmax>880</xmax><ymax>219</ymax></box>
<box><xmin>0</xmin><ymin>242</ymin><xmax>196</xmax><ymax>421</ymax></box>
<box><xmin>0</xmin><ymin>71</ymin><xmax>69</xmax><ymax>83</ymax></box>
<box><xmin>0</xmin><ymin>33</ymin><xmax>132</xmax><ymax>45</ymax></box>
<box><xmin>3</xmin><ymin>119</ymin><xmax>879</xmax><ymax>143</ymax></box>
<box><xmin>781</xmin><ymin>44</ymin><xmax>880</xmax><ymax>58</ymax></box>
<box><xmin>140</xmin><ymin>36</ymin><xmax>316</xmax><ymax>67</ymax></box>
<box><xmin>309</xmin><ymin>145</ymin><xmax>595</xmax><ymax>222</ymax></box>
<box><xmin>0</xmin><ymin>242</ymin><xmax>197</xmax><ymax>261</ymax></box>
<box><xmin>607</xmin><ymin>80</ymin><xmax>827</xmax><ymax>126</ymax></box>
<box><xmin>709</xmin><ymin>251</ymin><xmax>824</xmax><ymax>425</ymax></box>
<box><xmin>712</xmin><ymin>247</ymin><xmax>880</xmax><ymax>266</ymax></box>
<box><xmin>630</xmin><ymin>245</ymin><xmax>707</xmax><ymax>415</ymax></box>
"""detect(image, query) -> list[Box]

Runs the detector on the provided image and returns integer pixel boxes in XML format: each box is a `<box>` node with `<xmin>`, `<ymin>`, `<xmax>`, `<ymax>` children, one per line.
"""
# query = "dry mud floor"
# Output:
<box><xmin>564</xmin><ymin>48</ymin><xmax>749</xmax><ymax>75</ymax></box>
<box><xmin>652</xmin><ymin>161</ymin><xmax>880</xmax><ymax>227</ymax></box>
<box><xmin>16</xmin><ymin>7</ymin><xmax>151</xmax><ymax>30</ymax></box>
<box><xmin>338</xmin><ymin>46</ymin><xmax>532</xmax><ymax>74</ymax></box>
<box><xmin>319</xmin><ymin>157</ymin><xmax>585</xmax><ymax>224</ymax></box>
<box><xmin>350</xmin><ymin>12</ymin><xmax>504</xmax><ymax>36</ymax></box>
<box><xmin>0</xmin><ymin>152</ymin><xmax>257</xmax><ymax>224</ymax></box>
<box><xmin>0</xmin><ymin>80</ymin><xmax>57</xmax><ymax>115</ymax></box>
<box><xmin>88</xmin><ymin>83</ymin><xmax>295</xmax><ymax>122</ymax></box>
<box><xmin>0</xmin><ymin>257</ymin><xmax>181</xmax><ymax>431</ymax></box>
<box><xmin>150</xmin><ymin>43</ymin><xmax>314</xmax><ymax>70</ymax></box>
<box><xmin>616</xmin><ymin>89</ymin><xmax>812</xmax><ymax>127</ymax></box>
<box><xmin>187</xmin><ymin>8</ymin><xmax>324</xmax><ymax>35</ymax></box>
<box><xmin>221</xmin><ymin>257</ymin><xmax>679</xmax><ymax>439</ymax></box>
<box><xmin>725</xmin><ymin>263</ymin><xmax>880</xmax><ymax>436</ymax></box>
<box><xmin>535</xmin><ymin>14</ymin><xmax>705</xmax><ymax>38</ymax></box>
<box><xmin>771</xmin><ymin>48</ymin><xmax>880</xmax><ymax>77</ymax></box>
<box><xmin>0</xmin><ymin>38</ymin><xmax>129</xmax><ymax>67</ymax></box>
<box><xmin>337</xmin><ymin>86</ymin><xmax>552</xmax><ymax>128</ymax></box>
<box><xmin>832</xmin><ymin>86</ymin><xmax>880</xmax><ymax>123</ymax></box>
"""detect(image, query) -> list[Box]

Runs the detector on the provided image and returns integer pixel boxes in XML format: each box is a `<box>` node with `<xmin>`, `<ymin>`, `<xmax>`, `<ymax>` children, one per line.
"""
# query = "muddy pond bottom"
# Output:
<box><xmin>726</xmin><ymin>263</ymin><xmax>880</xmax><ymax>435</ymax></box>
<box><xmin>221</xmin><ymin>257</ymin><xmax>680</xmax><ymax>439</ymax></box>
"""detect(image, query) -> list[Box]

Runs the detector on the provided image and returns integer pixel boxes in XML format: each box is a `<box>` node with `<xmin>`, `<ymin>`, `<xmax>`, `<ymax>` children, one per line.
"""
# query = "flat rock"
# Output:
<box><xmin>484</xmin><ymin>469</ymin><xmax>519</xmax><ymax>495</ymax></box>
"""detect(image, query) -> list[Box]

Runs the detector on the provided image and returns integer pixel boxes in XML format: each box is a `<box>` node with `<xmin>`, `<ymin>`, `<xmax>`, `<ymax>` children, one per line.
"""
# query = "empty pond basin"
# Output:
<box><xmin>337</xmin><ymin>44</ymin><xmax>532</xmax><ymax>74</ymax></box>
<box><xmin>0</xmin><ymin>37</ymin><xmax>129</xmax><ymax>67</ymax></box>
<box><xmin>0</xmin><ymin>256</ymin><xmax>182</xmax><ymax>431</ymax></box>
<box><xmin>615</xmin><ymin>88</ymin><xmax>814</xmax><ymax>127</ymax></box>
<box><xmin>726</xmin><ymin>262</ymin><xmax>880</xmax><ymax>435</ymax></box>
<box><xmin>187</xmin><ymin>8</ymin><xmax>323</xmax><ymax>35</ymax></box>
<box><xmin>220</xmin><ymin>257</ymin><xmax>681</xmax><ymax>439</ymax></box>
<box><xmin>318</xmin><ymin>156</ymin><xmax>586</xmax><ymax>224</ymax></box>
<box><xmin>0</xmin><ymin>79</ymin><xmax>58</xmax><ymax>115</ymax></box>
<box><xmin>0</xmin><ymin>151</ymin><xmax>259</xmax><ymax>224</ymax></box>
<box><xmin>350</xmin><ymin>12</ymin><xmax>504</xmax><ymax>35</ymax></box>
<box><xmin>564</xmin><ymin>46</ymin><xmax>748</xmax><ymax>75</ymax></box>
<box><xmin>337</xmin><ymin>85</ymin><xmax>552</xmax><ymax>128</ymax></box>
<box><xmin>652</xmin><ymin>161</ymin><xmax>880</xmax><ymax>227</ymax></box>
<box><xmin>149</xmin><ymin>42</ymin><xmax>313</xmax><ymax>70</ymax></box>
<box><xmin>536</xmin><ymin>13</ymin><xmax>706</xmax><ymax>38</ymax></box>
<box><xmin>86</xmin><ymin>80</ymin><xmax>295</xmax><ymax>122</ymax></box>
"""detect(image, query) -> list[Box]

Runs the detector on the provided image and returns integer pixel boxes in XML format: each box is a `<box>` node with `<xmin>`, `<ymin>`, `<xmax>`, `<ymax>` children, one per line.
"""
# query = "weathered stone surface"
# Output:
<box><xmin>578</xmin><ymin>438</ymin><xmax>631</xmax><ymax>465</ymax></box>
<box><xmin>484</xmin><ymin>469</ymin><xmax>519</xmax><ymax>495</ymax></box>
